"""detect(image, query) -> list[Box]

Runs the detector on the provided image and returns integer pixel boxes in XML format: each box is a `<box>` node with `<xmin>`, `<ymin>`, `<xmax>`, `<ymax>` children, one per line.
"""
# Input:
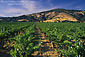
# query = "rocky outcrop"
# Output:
<box><xmin>52</xmin><ymin>12</ymin><xmax>78</xmax><ymax>22</ymax></box>
<box><xmin>18</xmin><ymin>19</ymin><xmax>29</xmax><ymax>22</ymax></box>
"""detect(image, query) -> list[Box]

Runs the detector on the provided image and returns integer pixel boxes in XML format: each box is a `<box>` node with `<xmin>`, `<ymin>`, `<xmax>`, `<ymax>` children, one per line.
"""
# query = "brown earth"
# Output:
<box><xmin>18</xmin><ymin>19</ymin><xmax>29</xmax><ymax>22</ymax></box>
<box><xmin>0</xmin><ymin>19</ymin><xmax>2</xmax><ymax>20</ymax></box>
<box><xmin>43</xmin><ymin>12</ymin><xmax>78</xmax><ymax>22</ymax></box>
<box><xmin>32</xmin><ymin>25</ymin><xmax>61</xmax><ymax>57</ymax></box>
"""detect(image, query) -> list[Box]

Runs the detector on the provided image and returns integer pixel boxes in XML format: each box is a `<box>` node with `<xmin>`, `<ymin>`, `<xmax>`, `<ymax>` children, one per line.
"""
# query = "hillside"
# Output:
<box><xmin>0</xmin><ymin>8</ymin><xmax>85</xmax><ymax>22</ymax></box>
<box><xmin>43</xmin><ymin>12</ymin><xmax>78</xmax><ymax>22</ymax></box>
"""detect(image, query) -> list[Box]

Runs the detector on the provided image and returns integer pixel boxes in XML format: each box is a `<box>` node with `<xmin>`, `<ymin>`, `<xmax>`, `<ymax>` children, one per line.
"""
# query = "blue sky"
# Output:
<box><xmin>0</xmin><ymin>0</ymin><xmax>85</xmax><ymax>17</ymax></box>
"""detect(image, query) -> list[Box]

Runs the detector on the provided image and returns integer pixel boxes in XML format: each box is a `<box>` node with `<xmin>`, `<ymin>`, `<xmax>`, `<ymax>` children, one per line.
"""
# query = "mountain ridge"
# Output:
<box><xmin>0</xmin><ymin>8</ymin><xmax>85</xmax><ymax>22</ymax></box>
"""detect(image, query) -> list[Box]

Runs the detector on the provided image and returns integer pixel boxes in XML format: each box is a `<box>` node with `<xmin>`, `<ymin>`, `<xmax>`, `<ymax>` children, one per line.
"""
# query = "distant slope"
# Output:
<box><xmin>0</xmin><ymin>8</ymin><xmax>85</xmax><ymax>22</ymax></box>
<box><xmin>0</xmin><ymin>16</ymin><xmax>3</xmax><ymax>18</ymax></box>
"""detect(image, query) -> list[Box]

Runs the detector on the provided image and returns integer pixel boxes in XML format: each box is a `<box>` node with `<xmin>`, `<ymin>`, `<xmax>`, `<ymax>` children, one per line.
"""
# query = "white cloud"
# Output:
<box><xmin>0</xmin><ymin>0</ymin><xmax>78</xmax><ymax>17</ymax></box>
<box><xmin>1</xmin><ymin>8</ymin><xmax>26</xmax><ymax>13</ymax></box>
<box><xmin>0</xmin><ymin>14</ymin><xmax>5</xmax><ymax>17</ymax></box>
<box><xmin>21</xmin><ymin>0</ymin><xmax>41</xmax><ymax>13</ymax></box>
<box><xmin>0</xmin><ymin>8</ymin><xmax>29</xmax><ymax>17</ymax></box>
<box><xmin>76</xmin><ymin>6</ymin><xmax>81</xmax><ymax>8</ymax></box>
<box><xmin>47</xmin><ymin>0</ymin><xmax>54</xmax><ymax>7</ymax></box>
<box><xmin>75</xmin><ymin>6</ymin><xmax>82</xmax><ymax>10</ymax></box>
<box><xmin>20</xmin><ymin>0</ymin><xmax>56</xmax><ymax>14</ymax></box>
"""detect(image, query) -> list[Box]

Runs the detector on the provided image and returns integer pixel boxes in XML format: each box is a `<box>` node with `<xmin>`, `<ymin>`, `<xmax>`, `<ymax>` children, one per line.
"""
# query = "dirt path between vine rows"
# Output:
<box><xmin>0</xmin><ymin>25</ymin><xmax>59</xmax><ymax>57</ymax></box>
<box><xmin>32</xmin><ymin>25</ymin><xmax>60</xmax><ymax>57</ymax></box>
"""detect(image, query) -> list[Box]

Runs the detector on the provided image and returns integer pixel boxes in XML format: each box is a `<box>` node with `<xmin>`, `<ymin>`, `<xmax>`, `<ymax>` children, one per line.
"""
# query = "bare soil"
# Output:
<box><xmin>32</xmin><ymin>25</ymin><xmax>60</xmax><ymax>57</ymax></box>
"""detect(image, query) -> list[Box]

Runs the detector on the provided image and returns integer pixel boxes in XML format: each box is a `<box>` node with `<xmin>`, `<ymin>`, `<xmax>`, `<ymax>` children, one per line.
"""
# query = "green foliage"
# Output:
<box><xmin>9</xmin><ymin>24</ymin><xmax>41</xmax><ymax>57</ymax></box>
<box><xmin>36</xmin><ymin>22</ymin><xmax>85</xmax><ymax>57</ymax></box>
<box><xmin>0</xmin><ymin>22</ymin><xmax>34</xmax><ymax>49</ymax></box>
<box><xmin>0</xmin><ymin>22</ymin><xmax>33</xmax><ymax>39</ymax></box>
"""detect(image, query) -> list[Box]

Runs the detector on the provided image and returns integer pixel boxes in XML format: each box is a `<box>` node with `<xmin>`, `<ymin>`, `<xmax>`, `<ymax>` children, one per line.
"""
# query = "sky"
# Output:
<box><xmin>0</xmin><ymin>0</ymin><xmax>85</xmax><ymax>17</ymax></box>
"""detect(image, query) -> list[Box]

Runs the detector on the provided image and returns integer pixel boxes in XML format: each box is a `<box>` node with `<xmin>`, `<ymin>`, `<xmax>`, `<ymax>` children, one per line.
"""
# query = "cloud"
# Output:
<box><xmin>47</xmin><ymin>0</ymin><xmax>54</xmax><ymax>7</ymax></box>
<box><xmin>75</xmin><ymin>6</ymin><xmax>82</xmax><ymax>10</ymax></box>
<box><xmin>20</xmin><ymin>0</ymin><xmax>41</xmax><ymax>13</ymax></box>
<box><xmin>0</xmin><ymin>14</ymin><xmax>5</xmax><ymax>17</ymax></box>
<box><xmin>1</xmin><ymin>8</ymin><xmax>26</xmax><ymax>13</ymax></box>
<box><xmin>0</xmin><ymin>8</ymin><xmax>29</xmax><ymax>17</ymax></box>
<box><xmin>20</xmin><ymin>0</ymin><xmax>56</xmax><ymax>14</ymax></box>
<box><xmin>0</xmin><ymin>0</ymin><xmax>50</xmax><ymax>17</ymax></box>
<box><xmin>57</xmin><ymin>2</ymin><xmax>75</xmax><ymax>8</ymax></box>
<box><xmin>0</xmin><ymin>0</ymin><xmax>80</xmax><ymax>17</ymax></box>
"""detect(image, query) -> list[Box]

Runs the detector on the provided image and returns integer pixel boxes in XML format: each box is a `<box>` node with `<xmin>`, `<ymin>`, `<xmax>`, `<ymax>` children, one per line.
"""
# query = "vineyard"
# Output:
<box><xmin>36</xmin><ymin>22</ymin><xmax>85</xmax><ymax>57</ymax></box>
<box><xmin>0</xmin><ymin>22</ymin><xmax>85</xmax><ymax>57</ymax></box>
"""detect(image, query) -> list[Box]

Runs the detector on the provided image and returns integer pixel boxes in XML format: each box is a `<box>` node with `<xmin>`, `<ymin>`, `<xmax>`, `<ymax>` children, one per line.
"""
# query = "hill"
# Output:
<box><xmin>0</xmin><ymin>8</ymin><xmax>85</xmax><ymax>22</ymax></box>
<box><xmin>0</xmin><ymin>16</ymin><xmax>3</xmax><ymax>18</ymax></box>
